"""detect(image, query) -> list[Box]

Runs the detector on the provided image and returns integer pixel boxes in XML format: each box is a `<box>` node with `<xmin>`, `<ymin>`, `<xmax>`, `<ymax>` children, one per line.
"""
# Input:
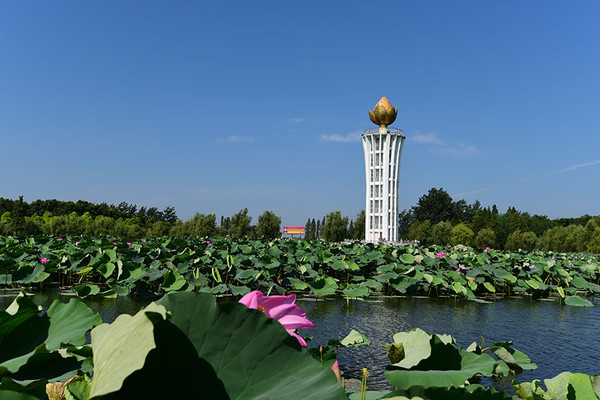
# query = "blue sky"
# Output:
<box><xmin>1</xmin><ymin>1</ymin><xmax>599</xmax><ymax>225</ymax></box>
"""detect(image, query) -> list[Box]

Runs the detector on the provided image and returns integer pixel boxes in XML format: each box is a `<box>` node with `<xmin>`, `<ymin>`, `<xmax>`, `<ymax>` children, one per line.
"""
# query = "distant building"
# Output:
<box><xmin>362</xmin><ymin>97</ymin><xmax>406</xmax><ymax>242</ymax></box>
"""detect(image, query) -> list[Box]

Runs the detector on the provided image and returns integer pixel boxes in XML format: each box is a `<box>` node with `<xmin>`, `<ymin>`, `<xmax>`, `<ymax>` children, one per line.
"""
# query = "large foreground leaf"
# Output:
<box><xmin>89</xmin><ymin>303</ymin><xmax>166</xmax><ymax>398</ymax></box>
<box><xmin>158</xmin><ymin>292</ymin><xmax>345</xmax><ymax>400</ymax></box>
<box><xmin>0</xmin><ymin>294</ymin><xmax>99</xmax><ymax>383</ymax></box>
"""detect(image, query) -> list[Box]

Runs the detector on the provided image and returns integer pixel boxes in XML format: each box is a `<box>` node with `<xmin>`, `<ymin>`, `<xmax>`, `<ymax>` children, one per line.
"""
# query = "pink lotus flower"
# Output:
<box><xmin>40</xmin><ymin>258</ymin><xmax>50</xmax><ymax>264</ymax></box>
<box><xmin>239</xmin><ymin>290</ymin><xmax>315</xmax><ymax>347</ymax></box>
<box><xmin>75</xmin><ymin>241</ymin><xmax>80</xmax><ymax>246</ymax></box>
<box><xmin>206</xmin><ymin>240</ymin><xmax>211</xmax><ymax>244</ymax></box>
<box><xmin>127</xmin><ymin>242</ymin><xmax>132</xmax><ymax>246</ymax></box>
<box><xmin>484</xmin><ymin>247</ymin><xmax>491</xmax><ymax>252</ymax></box>
<box><xmin>332</xmin><ymin>360</ymin><xmax>341</xmax><ymax>382</ymax></box>
<box><xmin>113</xmin><ymin>242</ymin><xmax>117</xmax><ymax>246</ymax></box>
<box><xmin>530</xmin><ymin>265</ymin><xmax>536</xmax><ymax>269</ymax></box>
<box><xmin>57</xmin><ymin>238</ymin><xmax>63</xmax><ymax>242</ymax></box>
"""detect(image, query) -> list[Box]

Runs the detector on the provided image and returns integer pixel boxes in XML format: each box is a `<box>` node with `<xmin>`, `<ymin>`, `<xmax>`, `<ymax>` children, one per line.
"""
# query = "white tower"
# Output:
<box><xmin>362</xmin><ymin>97</ymin><xmax>405</xmax><ymax>242</ymax></box>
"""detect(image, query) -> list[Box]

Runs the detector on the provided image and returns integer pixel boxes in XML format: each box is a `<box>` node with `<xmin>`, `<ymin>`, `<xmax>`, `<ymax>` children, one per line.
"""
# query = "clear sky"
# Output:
<box><xmin>1</xmin><ymin>1</ymin><xmax>599</xmax><ymax>225</ymax></box>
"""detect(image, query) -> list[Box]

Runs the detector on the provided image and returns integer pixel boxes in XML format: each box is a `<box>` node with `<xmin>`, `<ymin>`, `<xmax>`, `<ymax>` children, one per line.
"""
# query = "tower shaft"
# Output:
<box><xmin>362</xmin><ymin>126</ymin><xmax>405</xmax><ymax>242</ymax></box>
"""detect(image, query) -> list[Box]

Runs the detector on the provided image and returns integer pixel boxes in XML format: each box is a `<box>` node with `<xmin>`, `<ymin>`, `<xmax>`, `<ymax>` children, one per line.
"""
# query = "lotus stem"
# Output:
<box><xmin>361</xmin><ymin>367</ymin><xmax>369</xmax><ymax>400</ymax></box>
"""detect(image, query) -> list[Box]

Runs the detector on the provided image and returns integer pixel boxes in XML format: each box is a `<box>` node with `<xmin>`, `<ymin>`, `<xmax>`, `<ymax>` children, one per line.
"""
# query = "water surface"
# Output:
<box><xmin>2</xmin><ymin>290</ymin><xmax>598</xmax><ymax>391</ymax></box>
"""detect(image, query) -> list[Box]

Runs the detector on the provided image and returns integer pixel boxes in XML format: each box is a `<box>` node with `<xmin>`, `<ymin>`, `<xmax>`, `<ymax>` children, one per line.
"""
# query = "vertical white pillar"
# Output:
<box><xmin>362</xmin><ymin>127</ymin><xmax>405</xmax><ymax>242</ymax></box>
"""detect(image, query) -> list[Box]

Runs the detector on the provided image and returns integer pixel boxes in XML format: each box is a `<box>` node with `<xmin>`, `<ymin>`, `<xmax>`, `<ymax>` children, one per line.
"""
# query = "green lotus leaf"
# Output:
<box><xmin>65</xmin><ymin>375</ymin><xmax>92</xmax><ymax>400</ymax></box>
<box><xmin>483</xmin><ymin>282</ymin><xmax>496</xmax><ymax>293</ymax></box>
<box><xmin>331</xmin><ymin>260</ymin><xmax>346</xmax><ymax>271</ymax></box>
<box><xmin>45</xmin><ymin>298</ymin><xmax>102</xmax><ymax>350</ymax></box>
<box><xmin>489</xmin><ymin>342</ymin><xmax>537</xmax><ymax>372</ymax></box>
<box><xmin>0</xmin><ymin>392</ymin><xmax>41</xmax><ymax>400</ymax></box>
<box><xmin>385</xmin><ymin>331</ymin><xmax>499</xmax><ymax>390</ymax></box>
<box><xmin>564</xmin><ymin>295</ymin><xmax>594</xmax><ymax>307</ymax></box>
<box><xmin>343</xmin><ymin>285</ymin><xmax>370</xmax><ymax>298</ymax></box>
<box><xmin>228</xmin><ymin>284</ymin><xmax>250</xmax><ymax>297</ymax></box>
<box><xmin>544</xmin><ymin>371</ymin><xmax>571</xmax><ymax>400</ymax></box>
<box><xmin>400</xmin><ymin>254</ymin><xmax>415</xmax><ymax>265</ymax></box>
<box><xmin>89</xmin><ymin>303</ymin><xmax>167</xmax><ymax>398</ymax></box>
<box><xmin>0</xmin><ymin>295</ymin><xmax>49</xmax><ymax>367</ymax></box>
<box><xmin>0</xmin><ymin>295</ymin><xmax>96</xmax><ymax>385</ymax></box>
<box><xmin>525</xmin><ymin>279</ymin><xmax>540</xmax><ymax>290</ymax></box>
<box><xmin>341</xmin><ymin>330</ymin><xmax>371</xmax><ymax>348</ymax></box>
<box><xmin>568</xmin><ymin>373</ymin><xmax>598</xmax><ymax>399</ymax></box>
<box><xmin>162</xmin><ymin>269</ymin><xmax>186</xmax><ymax>292</ymax></box>
<box><xmin>308</xmin><ymin>277</ymin><xmax>338</xmax><ymax>297</ymax></box>
<box><xmin>571</xmin><ymin>276</ymin><xmax>590</xmax><ymax>289</ymax></box>
<box><xmin>512</xmin><ymin>379</ymin><xmax>546</xmax><ymax>399</ymax></box>
<box><xmin>157</xmin><ymin>292</ymin><xmax>346</xmax><ymax>399</ymax></box>
<box><xmin>0</xmin><ymin>377</ymin><xmax>48</xmax><ymax>399</ymax></box>
<box><xmin>390</xmin><ymin>328</ymin><xmax>432</xmax><ymax>369</ymax></box>
<box><xmin>353</xmin><ymin>384</ymin><xmax>513</xmax><ymax>400</ymax></box>
<box><xmin>72</xmin><ymin>284</ymin><xmax>100</xmax><ymax>299</ymax></box>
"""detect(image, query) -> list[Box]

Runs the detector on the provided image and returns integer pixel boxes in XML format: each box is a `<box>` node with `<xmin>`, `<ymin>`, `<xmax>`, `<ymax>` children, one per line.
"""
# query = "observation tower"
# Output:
<box><xmin>362</xmin><ymin>97</ymin><xmax>406</xmax><ymax>242</ymax></box>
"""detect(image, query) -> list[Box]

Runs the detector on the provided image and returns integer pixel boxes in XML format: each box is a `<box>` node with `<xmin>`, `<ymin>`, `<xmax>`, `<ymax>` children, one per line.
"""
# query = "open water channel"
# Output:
<box><xmin>2</xmin><ymin>290</ymin><xmax>599</xmax><ymax>391</ymax></box>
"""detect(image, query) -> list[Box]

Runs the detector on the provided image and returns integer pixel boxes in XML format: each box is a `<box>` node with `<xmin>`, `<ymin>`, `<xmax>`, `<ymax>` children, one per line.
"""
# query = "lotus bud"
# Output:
<box><xmin>46</xmin><ymin>376</ymin><xmax>78</xmax><ymax>400</ymax></box>
<box><xmin>46</xmin><ymin>382</ymin><xmax>66</xmax><ymax>400</ymax></box>
<box><xmin>369</xmin><ymin>97</ymin><xmax>398</xmax><ymax>127</ymax></box>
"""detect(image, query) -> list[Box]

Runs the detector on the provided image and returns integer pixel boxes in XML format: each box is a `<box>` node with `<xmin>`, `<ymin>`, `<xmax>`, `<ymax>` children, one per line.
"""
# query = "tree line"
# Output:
<box><xmin>303</xmin><ymin>210</ymin><xmax>365</xmax><ymax>242</ymax></box>
<box><xmin>0</xmin><ymin>197</ymin><xmax>285</xmax><ymax>240</ymax></box>
<box><xmin>400</xmin><ymin>188</ymin><xmax>600</xmax><ymax>253</ymax></box>
<box><xmin>1</xmin><ymin>191</ymin><xmax>599</xmax><ymax>252</ymax></box>
<box><xmin>0</xmin><ymin>196</ymin><xmax>367</xmax><ymax>242</ymax></box>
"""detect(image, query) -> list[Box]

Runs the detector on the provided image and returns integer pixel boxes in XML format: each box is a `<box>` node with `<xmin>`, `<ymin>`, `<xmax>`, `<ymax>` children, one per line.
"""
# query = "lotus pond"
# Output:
<box><xmin>2</xmin><ymin>289</ymin><xmax>598</xmax><ymax>394</ymax></box>
<box><xmin>1</xmin><ymin>236</ymin><xmax>599</xmax><ymax>307</ymax></box>
<box><xmin>2</xmin><ymin>236</ymin><xmax>600</xmax><ymax>398</ymax></box>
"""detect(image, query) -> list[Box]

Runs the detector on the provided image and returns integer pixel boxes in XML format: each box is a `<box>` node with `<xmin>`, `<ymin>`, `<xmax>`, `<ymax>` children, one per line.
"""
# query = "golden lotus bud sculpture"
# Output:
<box><xmin>369</xmin><ymin>97</ymin><xmax>397</xmax><ymax>127</ymax></box>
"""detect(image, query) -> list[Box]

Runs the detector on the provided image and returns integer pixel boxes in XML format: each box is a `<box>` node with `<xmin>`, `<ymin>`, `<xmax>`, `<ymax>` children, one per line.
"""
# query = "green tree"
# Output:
<box><xmin>450</xmin><ymin>223</ymin><xmax>474</xmax><ymax>246</ymax></box>
<box><xmin>504</xmin><ymin>229</ymin><xmax>523</xmax><ymax>250</ymax></box>
<box><xmin>186</xmin><ymin>213</ymin><xmax>217</xmax><ymax>237</ymax></box>
<box><xmin>94</xmin><ymin>215</ymin><xmax>116</xmax><ymax>235</ymax></box>
<box><xmin>521</xmin><ymin>231</ymin><xmax>538</xmax><ymax>250</ymax></box>
<box><xmin>398</xmin><ymin>209</ymin><xmax>415</xmax><ymax>239</ymax></box>
<box><xmin>321</xmin><ymin>211</ymin><xmax>348</xmax><ymax>242</ymax></box>
<box><xmin>563</xmin><ymin>224</ymin><xmax>588</xmax><ymax>252</ymax></box>
<box><xmin>315</xmin><ymin>219</ymin><xmax>321</xmax><ymax>239</ymax></box>
<box><xmin>470</xmin><ymin>207</ymin><xmax>496</xmax><ymax>233</ymax></box>
<box><xmin>230</xmin><ymin>208</ymin><xmax>252</xmax><ymax>239</ymax></box>
<box><xmin>353</xmin><ymin>210</ymin><xmax>366</xmax><ymax>240</ymax></box>
<box><xmin>587</xmin><ymin>227</ymin><xmax>600</xmax><ymax>253</ymax></box>
<box><xmin>431</xmin><ymin>221</ymin><xmax>453</xmax><ymax>245</ymax></box>
<box><xmin>148</xmin><ymin>221</ymin><xmax>172</xmax><ymax>237</ymax></box>
<box><xmin>412</xmin><ymin>188</ymin><xmax>455</xmax><ymax>225</ymax></box>
<box><xmin>256</xmin><ymin>210</ymin><xmax>281</xmax><ymax>239</ymax></box>
<box><xmin>304</xmin><ymin>218</ymin><xmax>313</xmax><ymax>240</ymax></box>
<box><xmin>537</xmin><ymin>226</ymin><xmax>568</xmax><ymax>252</ymax></box>
<box><xmin>473</xmin><ymin>228</ymin><xmax>496</xmax><ymax>249</ymax></box>
<box><xmin>407</xmin><ymin>220</ymin><xmax>432</xmax><ymax>245</ymax></box>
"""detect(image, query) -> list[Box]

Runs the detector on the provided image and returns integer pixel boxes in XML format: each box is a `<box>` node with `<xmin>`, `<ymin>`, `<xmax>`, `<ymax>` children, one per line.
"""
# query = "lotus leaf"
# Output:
<box><xmin>341</xmin><ymin>330</ymin><xmax>371</xmax><ymax>348</ymax></box>
<box><xmin>564</xmin><ymin>295</ymin><xmax>594</xmax><ymax>307</ymax></box>
<box><xmin>157</xmin><ymin>292</ymin><xmax>346</xmax><ymax>399</ymax></box>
